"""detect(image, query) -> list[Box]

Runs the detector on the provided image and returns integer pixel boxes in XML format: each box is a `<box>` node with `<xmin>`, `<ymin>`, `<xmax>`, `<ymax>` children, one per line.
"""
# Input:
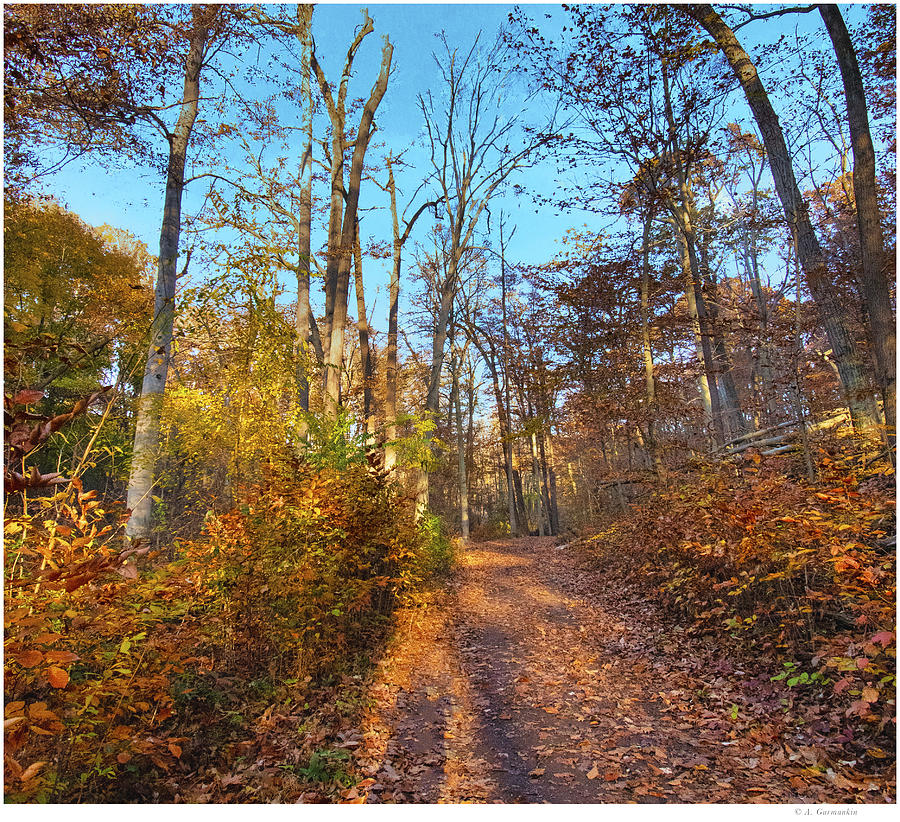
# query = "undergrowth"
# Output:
<box><xmin>578</xmin><ymin>452</ymin><xmax>895</xmax><ymax>768</ymax></box>
<box><xmin>4</xmin><ymin>452</ymin><xmax>450</xmax><ymax>802</ymax></box>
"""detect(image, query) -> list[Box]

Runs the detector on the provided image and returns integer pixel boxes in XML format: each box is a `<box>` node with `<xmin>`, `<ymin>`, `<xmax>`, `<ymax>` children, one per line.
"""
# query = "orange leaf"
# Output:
<box><xmin>117</xmin><ymin>752</ymin><xmax>132</xmax><ymax>764</ymax></box>
<box><xmin>46</xmin><ymin>666</ymin><xmax>69</xmax><ymax>689</ymax></box>
<box><xmin>587</xmin><ymin>765</ymin><xmax>600</xmax><ymax>780</ymax></box>
<box><xmin>5</xmin><ymin>701</ymin><xmax>26</xmax><ymax>717</ymax></box>
<box><xmin>603</xmin><ymin>768</ymin><xmax>622</xmax><ymax>781</ymax></box>
<box><xmin>168</xmin><ymin>742</ymin><xmax>182</xmax><ymax>759</ymax></box>
<box><xmin>16</xmin><ymin>650</ymin><xmax>43</xmax><ymax>668</ymax></box>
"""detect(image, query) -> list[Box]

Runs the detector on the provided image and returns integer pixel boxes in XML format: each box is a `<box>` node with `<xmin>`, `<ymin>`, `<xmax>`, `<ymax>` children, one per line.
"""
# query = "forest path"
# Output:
<box><xmin>350</xmin><ymin>537</ymin><xmax>824</xmax><ymax>804</ymax></box>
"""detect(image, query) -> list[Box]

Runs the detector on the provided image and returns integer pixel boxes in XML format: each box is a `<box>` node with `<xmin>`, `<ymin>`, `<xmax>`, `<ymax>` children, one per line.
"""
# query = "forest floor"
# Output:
<box><xmin>340</xmin><ymin>537</ymin><xmax>891</xmax><ymax>804</ymax></box>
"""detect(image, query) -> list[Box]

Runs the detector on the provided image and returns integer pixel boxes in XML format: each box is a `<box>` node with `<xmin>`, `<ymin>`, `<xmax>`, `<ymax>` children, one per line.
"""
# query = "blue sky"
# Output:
<box><xmin>39</xmin><ymin>3</ymin><xmax>582</xmax><ymax>323</ymax></box>
<box><xmin>27</xmin><ymin>2</ymin><xmax>874</xmax><ymax>331</ymax></box>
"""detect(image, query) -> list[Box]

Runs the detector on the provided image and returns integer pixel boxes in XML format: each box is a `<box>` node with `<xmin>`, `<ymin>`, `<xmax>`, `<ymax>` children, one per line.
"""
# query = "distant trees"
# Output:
<box><xmin>417</xmin><ymin>32</ymin><xmax>549</xmax><ymax>514</ymax></box>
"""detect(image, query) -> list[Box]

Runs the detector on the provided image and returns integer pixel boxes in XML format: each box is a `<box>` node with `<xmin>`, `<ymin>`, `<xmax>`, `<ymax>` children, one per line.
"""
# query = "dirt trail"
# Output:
<box><xmin>350</xmin><ymin>538</ymin><xmax>834</xmax><ymax>803</ymax></box>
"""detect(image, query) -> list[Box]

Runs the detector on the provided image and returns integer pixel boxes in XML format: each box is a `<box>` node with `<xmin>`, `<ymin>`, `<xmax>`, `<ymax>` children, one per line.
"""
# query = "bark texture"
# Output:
<box><xmin>682</xmin><ymin>3</ymin><xmax>880</xmax><ymax>433</ymax></box>
<box><xmin>126</xmin><ymin>9</ymin><xmax>213</xmax><ymax>541</ymax></box>
<box><xmin>819</xmin><ymin>4</ymin><xmax>895</xmax><ymax>447</ymax></box>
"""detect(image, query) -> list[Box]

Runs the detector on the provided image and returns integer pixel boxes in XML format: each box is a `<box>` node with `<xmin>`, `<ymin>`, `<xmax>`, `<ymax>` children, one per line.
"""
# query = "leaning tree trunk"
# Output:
<box><xmin>126</xmin><ymin>12</ymin><xmax>212</xmax><ymax>541</ymax></box>
<box><xmin>819</xmin><ymin>4</ymin><xmax>895</xmax><ymax>451</ymax></box>
<box><xmin>682</xmin><ymin>3</ymin><xmax>881</xmax><ymax>434</ymax></box>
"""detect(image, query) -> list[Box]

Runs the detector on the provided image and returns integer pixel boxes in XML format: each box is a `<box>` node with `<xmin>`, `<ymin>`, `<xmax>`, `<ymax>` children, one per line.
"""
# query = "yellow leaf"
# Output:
<box><xmin>587</xmin><ymin>765</ymin><xmax>599</xmax><ymax>780</ymax></box>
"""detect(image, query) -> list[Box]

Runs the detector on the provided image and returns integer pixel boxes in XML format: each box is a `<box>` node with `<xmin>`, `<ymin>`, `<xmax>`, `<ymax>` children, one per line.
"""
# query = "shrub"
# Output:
<box><xmin>188</xmin><ymin>457</ymin><xmax>426</xmax><ymax>680</ymax></box>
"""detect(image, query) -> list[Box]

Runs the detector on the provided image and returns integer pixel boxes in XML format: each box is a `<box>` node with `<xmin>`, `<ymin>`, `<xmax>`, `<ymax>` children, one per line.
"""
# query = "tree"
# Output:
<box><xmin>3</xmin><ymin>4</ymin><xmax>160</xmax><ymax>193</ymax></box>
<box><xmin>380</xmin><ymin>154</ymin><xmax>437</xmax><ymax>471</ymax></box>
<box><xmin>311</xmin><ymin>9</ymin><xmax>393</xmax><ymax>419</ymax></box>
<box><xmin>819</xmin><ymin>4</ymin><xmax>895</xmax><ymax>450</ymax></box>
<box><xmin>4</xmin><ymin>199</ymin><xmax>153</xmax><ymax>399</ymax></box>
<box><xmin>417</xmin><ymin>31</ymin><xmax>548</xmax><ymax>508</ymax></box>
<box><xmin>681</xmin><ymin>4</ymin><xmax>882</xmax><ymax>435</ymax></box>
<box><xmin>128</xmin><ymin>6</ymin><xmax>239</xmax><ymax>541</ymax></box>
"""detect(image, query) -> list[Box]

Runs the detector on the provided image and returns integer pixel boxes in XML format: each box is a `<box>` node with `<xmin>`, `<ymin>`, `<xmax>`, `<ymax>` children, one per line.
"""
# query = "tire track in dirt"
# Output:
<box><xmin>352</xmin><ymin>538</ymin><xmax>831</xmax><ymax>803</ymax></box>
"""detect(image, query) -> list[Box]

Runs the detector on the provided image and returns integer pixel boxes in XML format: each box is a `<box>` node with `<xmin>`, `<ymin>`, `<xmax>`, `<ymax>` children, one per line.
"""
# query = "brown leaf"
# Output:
<box><xmin>44</xmin><ymin>651</ymin><xmax>79</xmax><ymax>664</ymax></box>
<box><xmin>528</xmin><ymin>768</ymin><xmax>545</xmax><ymax>778</ymax></box>
<box><xmin>586</xmin><ymin>765</ymin><xmax>599</xmax><ymax>780</ymax></box>
<box><xmin>19</xmin><ymin>761</ymin><xmax>46</xmax><ymax>782</ymax></box>
<box><xmin>602</xmin><ymin>767</ymin><xmax>622</xmax><ymax>781</ymax></box>
<box><xmin>16</xmin><ymin>650</ymin><xmax>43</xmax><ymax>668</ymax></box>
<box><xmin>13</xmin><ymin>389</ymin><xmax>44</xmax><ymax>405</ymax></box>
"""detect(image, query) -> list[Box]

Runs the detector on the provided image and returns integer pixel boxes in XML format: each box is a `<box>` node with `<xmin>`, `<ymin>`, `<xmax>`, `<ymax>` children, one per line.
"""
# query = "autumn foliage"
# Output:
<box><xmin>5</xmin><ymin>428</ymin><xmax>430</xmax><ymax>801</ymax></box>
<box><xmin>580</xmin><ymin>453</ymin><xmax>895</xmax><ymax>772</ymax></box>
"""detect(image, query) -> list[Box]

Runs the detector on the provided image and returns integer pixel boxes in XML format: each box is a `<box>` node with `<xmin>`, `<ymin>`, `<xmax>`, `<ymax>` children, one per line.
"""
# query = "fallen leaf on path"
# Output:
<box><xmin>603</xmin><ymin>768</ymin><xmax>621</xmax><ymax>781</ymax></box>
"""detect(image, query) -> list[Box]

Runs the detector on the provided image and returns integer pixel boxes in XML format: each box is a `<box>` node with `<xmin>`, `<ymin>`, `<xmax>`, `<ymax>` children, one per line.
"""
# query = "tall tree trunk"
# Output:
<box><xmin>474</xmin><ymin>334</ymin><xmax>518</xmax><ymax>536</ymax></box>
<box><xmin>383</xmin><ymin>157</ymin><xmax>434</xmax><ymax>470</ymax></box>
<box><xmin>311</xmin><ymin>13</ymin><xmax>391</xmax><ymax>419</ymax></box>
<box><xmin>294</xmin><ymin>4</ymin><xmax>314</xmax><ymax>416</ymax></box>
<box><xmin>741</xmin><ymin>231</ymin><xmax>777</xmax><ymax>422</ymax></box>
<box><xmin>683</xmin><ymin>4</ymin><xmax>881</xmax><ymax>433</ymax></box>
<box><xmin>451</xmin><ymin>347</ymin><xmax>469</xmax><ymax>541</ymax></box>
<box><xmin>698</xmin><ymin>227</ymin><xmax>745</xmax><ymax>438</ymax></box>
<box><xmin>352</xmin><ymin>219</ymin><xmax>376</xmax><ymax>438</ymax></box>
<box><xmin>677</xmin><ymin>228</ymin><xmax>724</xmax><ymax>444</ymax></box>
<box><xmin>820</xmin><ymin>4</ymin><xmax>895</xmax><ymax>451</ymax></box>
<box><xmin>126</xmin><ymin>10</ymin><xmax>212</xmax><ymax>541</ymax></box>
<box><xmin>512</xmin><ymin>467</ymin><xmax>530</xmax><ymax>534</ymax></box>
<box><xmin>538</xmin><ymin>432</ymin><xmax>559</xmax><ymax>535</ymax></box>
<box><xmin>500</xmin><ymin>217</ymin><xmax>518</xmax><ymax>535</ymax></box>
<box><xmin>384</xmin><ymin>161</ymin><xmax>402</xmax><ymax>470</ymax></box>
<box><xmin>529</xmin><ymin>429</ymin><xmax>548</xmax><ymax>536</ymax></box>
<box><xmin>639</xmin><ymin>205</ymin><xmax>664</xmax><ymax>478</ymax></box>
<box><xmin>426</xmin><ymin>251</ymin><xmax>457</xmax><ymax>417</ymax></box>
